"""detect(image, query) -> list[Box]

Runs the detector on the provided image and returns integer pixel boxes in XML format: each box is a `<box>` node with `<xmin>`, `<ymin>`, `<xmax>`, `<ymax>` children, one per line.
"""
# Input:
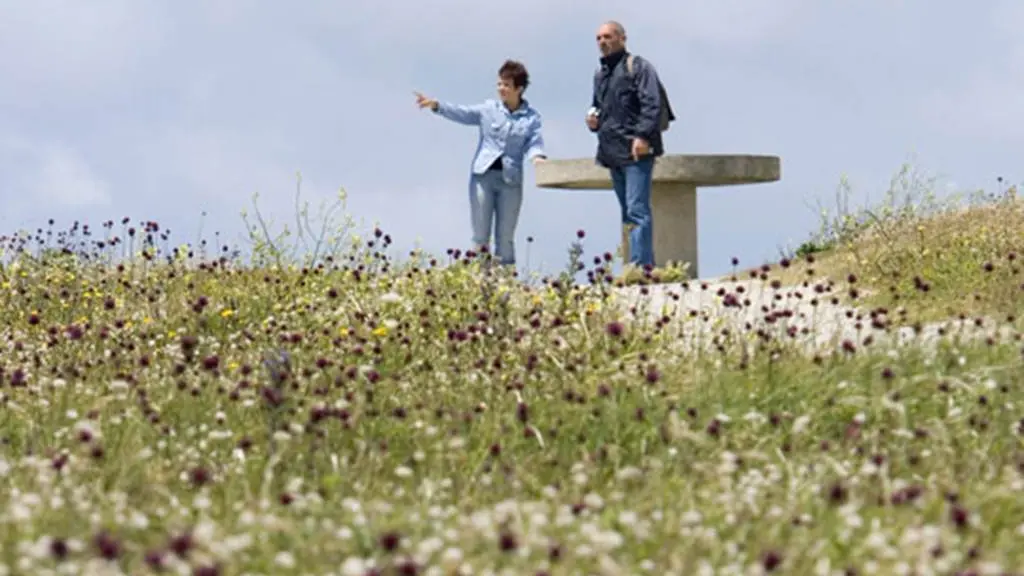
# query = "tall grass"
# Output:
<box><xmin>0</xmin><ymin>167</ymin><xmax>1020</xmax><ymax>574</ymax></box>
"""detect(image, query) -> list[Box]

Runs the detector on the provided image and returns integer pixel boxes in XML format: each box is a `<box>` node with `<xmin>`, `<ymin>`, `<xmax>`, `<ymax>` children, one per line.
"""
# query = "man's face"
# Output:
<box><xmin>596</xmin><ymin>24</ymin><xmax>623</xmax><ymax>56</ymax></box>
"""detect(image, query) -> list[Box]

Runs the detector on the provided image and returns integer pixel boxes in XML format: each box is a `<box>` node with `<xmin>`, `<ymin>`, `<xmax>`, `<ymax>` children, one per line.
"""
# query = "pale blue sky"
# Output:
<box><xmin>1</xmin><ymin>1</ymin><xmax>1020</xmax><ymax>277</ymax></box>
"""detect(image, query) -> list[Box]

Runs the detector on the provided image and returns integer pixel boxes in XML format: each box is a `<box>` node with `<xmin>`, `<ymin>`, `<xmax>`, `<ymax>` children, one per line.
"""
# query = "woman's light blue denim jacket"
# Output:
<box><xmin>433</xmin><ymin>98</ymin><xmax>546</xmax><ymax>188</ymax></box>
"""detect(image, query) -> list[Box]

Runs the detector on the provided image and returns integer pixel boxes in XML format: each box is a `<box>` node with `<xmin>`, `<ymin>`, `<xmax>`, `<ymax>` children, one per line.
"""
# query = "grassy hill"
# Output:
<box><xmin>0</xmin><ymin>172</ymin><xmax>1021</xmax><ymax>574</ymax></box>
<box><xmin>747</xmin><ymin>171</ymin><xmax>1023</xmax><ymax>326</ymax></box>
<box><xmin>626</xmin><ymin>167</ymin><xmax>1023</xmax><ymax>327</ymax></box>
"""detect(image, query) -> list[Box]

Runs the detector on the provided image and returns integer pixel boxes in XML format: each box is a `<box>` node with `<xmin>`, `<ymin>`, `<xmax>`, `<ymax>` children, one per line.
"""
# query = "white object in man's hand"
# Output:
<box><xmin>585</xmin><ymin>107</ymin><xmax>599</xmax><ymax>130</ymax></box>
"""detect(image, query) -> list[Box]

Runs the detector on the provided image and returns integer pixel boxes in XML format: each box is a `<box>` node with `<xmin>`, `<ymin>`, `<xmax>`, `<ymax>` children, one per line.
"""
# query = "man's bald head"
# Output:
<box><xmin>604</xmin><ymin>21</ymin><xmax>626</xmax><ymax>37</ymax></box>
<box><xmin>596</xmin><ymin>21</ymin><xmax>627</xmax><ymax>56</ymax></box>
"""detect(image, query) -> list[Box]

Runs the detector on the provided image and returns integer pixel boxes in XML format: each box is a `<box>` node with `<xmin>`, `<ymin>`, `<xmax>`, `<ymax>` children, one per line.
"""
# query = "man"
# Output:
<box><xmin>587</xmin><ymin>20</ymin><xmax>671</xmax><ymax>270</ymax></box>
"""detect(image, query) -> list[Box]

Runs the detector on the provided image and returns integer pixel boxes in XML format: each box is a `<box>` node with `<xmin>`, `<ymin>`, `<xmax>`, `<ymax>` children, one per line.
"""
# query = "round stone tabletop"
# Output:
<box><xmin>535</xmin><ymin>154</ymin><xmax>781</xmax><ymax>190</ymax></box>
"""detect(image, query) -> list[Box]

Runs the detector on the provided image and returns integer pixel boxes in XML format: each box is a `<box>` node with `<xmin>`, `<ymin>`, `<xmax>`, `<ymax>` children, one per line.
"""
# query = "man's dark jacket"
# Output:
<box><xmin>590</xmin><ymin>50</ymin><xmax>665</xmax><ymax>169</ymax></box>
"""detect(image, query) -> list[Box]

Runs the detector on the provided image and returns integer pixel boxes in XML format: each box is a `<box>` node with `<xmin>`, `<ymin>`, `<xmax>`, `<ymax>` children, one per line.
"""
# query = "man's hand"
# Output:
<box><xmin>532</xmin><ymin>156</ymin><xmax>547</xmax><ymax>165</ymax></box>
<box><xmin>585</xmin><ymin>113</ymin><xmax>599</xmax><ymax>131</ymax></box>
<box><xmin>414</xmin><ymin>91</ymin><xmax>438</xmax><ymax>111</ymax></box>
<box><xmin>631</xmin><ymin>137</ymin><xmax>650</xmax><ymax>161</ymax></box>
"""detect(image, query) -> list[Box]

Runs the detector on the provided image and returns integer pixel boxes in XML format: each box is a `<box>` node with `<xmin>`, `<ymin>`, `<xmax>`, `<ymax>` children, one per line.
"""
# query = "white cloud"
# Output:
<box><xmin>639</xmin><ymin>0</ymin><xmax>817</xmax><ymax>46</ymax></box>
<box><xmin>0</xmin><ymin>0</ymin><xmax>168</xmax><ymax>106</ymax></box>
<box><xmin>1</xmin><ymin>140</ymin><xmax>112</xmax><ymax>207</ymax></box>
<box><xmin>917</xmin><ymin>1</ymin><xmax>1024</xmax><ymax>142</ymax></box>
<box><xmin>921</xmin><ymin>75</ymin><xmax>1024</xmax><ymax>142</ymax></box>
<box><xmin>40</xmin><ymin>145</ymin><xmax>112</xmax><ymax>207</ymax></box>
<box><xmin>304</xmin><ymin>0</ymin><xmax>815</xmax><ymax>59</ymax></box>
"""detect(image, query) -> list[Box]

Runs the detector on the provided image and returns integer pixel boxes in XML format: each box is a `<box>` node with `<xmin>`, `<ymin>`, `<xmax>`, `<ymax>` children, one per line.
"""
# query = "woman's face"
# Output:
<box><xmin>496</xmin><ymin>76</ymin><xmax>523</xmax><ymax>104</ymax></box>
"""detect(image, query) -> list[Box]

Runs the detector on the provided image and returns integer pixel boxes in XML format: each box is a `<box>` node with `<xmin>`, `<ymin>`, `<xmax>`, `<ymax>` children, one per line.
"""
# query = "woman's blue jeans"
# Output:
<box><xmin>469</xmin><ymin>170</ymin><xmax>523</xmax><ymax>265</ymax></box>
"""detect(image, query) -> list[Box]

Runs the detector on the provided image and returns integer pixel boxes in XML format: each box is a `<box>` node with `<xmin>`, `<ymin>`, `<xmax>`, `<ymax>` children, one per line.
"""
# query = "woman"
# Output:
<box><xmin>415</xmin><ymin>59</ymin><xmax>546</xmax><ymax>267</ymax></box>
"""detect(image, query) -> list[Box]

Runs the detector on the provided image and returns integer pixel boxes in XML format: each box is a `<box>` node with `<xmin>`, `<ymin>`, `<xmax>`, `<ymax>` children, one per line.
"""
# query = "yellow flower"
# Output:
<box><xmin>1</xmin><ymin>281</ymin><xmax>9</xmax><ymax>289</ymax></box>
<box><xmin>168</xmin><ymin>330</ymin><xmax>177</xmax><ymax>338</ymax></box>
<box><xmin>220</xmin><ymin>309</ymin><xmax>234</xmax><ymax>318</ymax></box>
<box><xmin>228</xmin><ymin>361</ymin><xmax>240</xmax><ymax>371</ymax></box>
<box><xmin>531</xmin><ymin>295</ymin><xmax>543</xmax><ymax>306</ymax></box>
<box><xmin>372</xmin><ymin>326</ymin><xmax>388</xmax><ymax>337</ymax></box>
<box><xmin>143</xmin><ymin>317</ymin><xmax>153</xmax><ymax>324</ymax></box>
<box><xmin>339</xmin><ymin>327</ymin><xmax>350</xmax><ymax>337</ymax></box>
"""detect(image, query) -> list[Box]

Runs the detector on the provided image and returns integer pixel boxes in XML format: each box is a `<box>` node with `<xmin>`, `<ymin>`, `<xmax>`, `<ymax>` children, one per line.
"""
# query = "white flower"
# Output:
<box><xmin>615</xmin><ymin>467</ymin><xmax>642</xmax><ymax>482</ymax></box>
<box><xmin>341</xmin><ymin>556</ymin><xmax>367</xmax><ymax>576</ymax></box>
<box><xmin>416</xmin><ymin>536</ymin><xmax>443</xmax><ymax>558</ymax></box>
<box><xmin>681</xmin><ymin>510</ymin><xmax>702</xmax><ymax>526</ymax></box>
<box><xmin>583</xmin><ymin>493</ymin><xmax>605</xmax><ymax>510</ymax></box>
<box><xmin>275</xmin><ymin>551</ymin><xmax>296</xmax><ymax>568</ymax></box>
<box><xmin>617</xmin><ymin>510</ymin><xmax>638</xmax><ymax>526</ymax></box>
<box><xmin>439</xmin><ymin>547</ymin><xmax>463</xmax><ymax>571</ymax></box>
<box><xmin>792</xmin><ymin>414</ymin><xmax>811</xmax><ymax>434</ymax></box>
<box><xmin>73</xmin><ymin>420</ymin><xmax>101</xmax><ymax>440</ymax></box>
<box><xmin>380</xmin><ymin>292</ymin><xmax>402</xmax><ymax>303</ymax></box>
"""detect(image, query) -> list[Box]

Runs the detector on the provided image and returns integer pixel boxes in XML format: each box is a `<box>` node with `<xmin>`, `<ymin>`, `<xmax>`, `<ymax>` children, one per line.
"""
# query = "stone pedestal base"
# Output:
<box><xmin>652</xmin><ymin>182</ymin><xmax>698</xmax><ymax>277</ymax></box>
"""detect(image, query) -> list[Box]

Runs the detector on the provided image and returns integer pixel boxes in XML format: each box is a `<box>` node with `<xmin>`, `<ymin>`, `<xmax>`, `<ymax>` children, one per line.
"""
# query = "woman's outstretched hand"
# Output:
<box><xmin>414</xmin><ymin>91</ymin><xmax>438</xmax><ymax>111</ymax></box>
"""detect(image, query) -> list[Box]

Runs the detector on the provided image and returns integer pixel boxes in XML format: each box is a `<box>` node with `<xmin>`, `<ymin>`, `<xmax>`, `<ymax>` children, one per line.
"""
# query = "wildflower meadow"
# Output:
<box><xmin>0</xmin><ymin>168</ymin><xmax>1022</xmax><ymax>575</ymax></box>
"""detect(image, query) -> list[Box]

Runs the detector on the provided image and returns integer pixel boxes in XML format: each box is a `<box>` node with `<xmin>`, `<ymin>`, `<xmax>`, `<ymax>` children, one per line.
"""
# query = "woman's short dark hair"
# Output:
<box><xmin>498</xmin><ymin>60</ymin><xmax>529</xmax><ymax>91</ymax></box>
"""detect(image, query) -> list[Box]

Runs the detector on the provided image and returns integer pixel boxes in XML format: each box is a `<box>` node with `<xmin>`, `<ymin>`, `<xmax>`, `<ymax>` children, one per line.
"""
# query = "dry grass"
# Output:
<box><xmin>608</xmin><ymin>165</ymin><xmax>1019</xmax><ymax>327</ymax></box>
<box><xmin>740</xmin><ymin>186</ymin><xmax>1024</xmax><ymax>325</ymax></box>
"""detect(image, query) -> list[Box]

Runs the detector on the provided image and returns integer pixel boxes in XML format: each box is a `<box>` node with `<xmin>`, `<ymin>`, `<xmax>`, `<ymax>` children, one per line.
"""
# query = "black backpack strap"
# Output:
<box><xmin>628</xmin><ymin>54</ymin><xmax>676</xmax><ymax>129</ymax></box>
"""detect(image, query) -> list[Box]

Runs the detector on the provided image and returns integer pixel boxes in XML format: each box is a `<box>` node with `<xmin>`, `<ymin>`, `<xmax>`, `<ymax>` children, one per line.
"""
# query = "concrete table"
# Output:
<box><xmin>534</xmin><ymin>154</ymin><xmax>781</xmax><ymax>278</ymax></box>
